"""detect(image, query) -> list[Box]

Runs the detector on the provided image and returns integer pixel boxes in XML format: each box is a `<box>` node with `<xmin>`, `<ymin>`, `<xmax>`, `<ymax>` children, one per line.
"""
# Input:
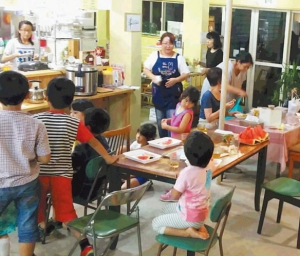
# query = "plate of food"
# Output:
<box><xmin>148</xmin><ymin>137</ymin><xmax>182</xmax><ymax>149</ymax></box>
<box><xmin>234</xmin><ymin>113</ymin><xmax>247</xmax><ymax>119</ymax></box>
<box><xmin>19</xmin><ymin>52</ymin><xmax>33</xmax><ymax>57</ymax></box>
<box><xmin>123</xmin><ymin>149</ymin><xmax>161</xmax><ymax>164</ymax></box>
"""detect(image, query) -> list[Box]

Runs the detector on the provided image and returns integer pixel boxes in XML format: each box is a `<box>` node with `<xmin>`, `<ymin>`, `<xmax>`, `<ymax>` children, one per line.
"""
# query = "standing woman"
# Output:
<box><xmin>2</xmin><ymin>20</ymin><xmax>37</xmax><ymax>70</ymax></box>
<box><xmin>143</xmin><ymin>32</ymin><xmax>190</xmax><ymax>138</ymax></box>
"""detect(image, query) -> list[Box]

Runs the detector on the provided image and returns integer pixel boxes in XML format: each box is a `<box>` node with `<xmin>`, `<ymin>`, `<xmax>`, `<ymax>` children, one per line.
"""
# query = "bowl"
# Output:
<box><xmin>234</xmin><ymin>113</ymin><xmax>247</xmax><ymax>119</ymax></box>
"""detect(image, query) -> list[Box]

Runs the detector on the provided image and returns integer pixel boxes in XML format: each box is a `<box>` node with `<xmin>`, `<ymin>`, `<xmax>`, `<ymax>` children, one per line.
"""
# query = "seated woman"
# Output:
<box><xmin>199</xmin><ymin>67</ymin><xmax>238</xmax><ymax>128</ymax></box>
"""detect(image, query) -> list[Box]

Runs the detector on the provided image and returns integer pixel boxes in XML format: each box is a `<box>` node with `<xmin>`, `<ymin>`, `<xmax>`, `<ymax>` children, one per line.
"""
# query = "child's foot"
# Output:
<box><xmin>80</xmin><ymin>245</ymin><xmax>94</xmax><ymax>256</ymax></box>
<box><xmin>159</xmin><ymin>190</ymin><xmax>177</xmax><ymax>202</ymax></box>
<box><xmin>187</xmin><ymin>227</ymin><xmax>210</xmax><ymax>240</ymax></box>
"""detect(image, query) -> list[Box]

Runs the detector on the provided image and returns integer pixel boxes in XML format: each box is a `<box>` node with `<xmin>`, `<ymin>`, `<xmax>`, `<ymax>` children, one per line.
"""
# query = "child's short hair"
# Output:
<box><xmin>46</xmin><ymin>77</ymin><xmax>75</xmax><ymax>109</ymax></box>
<box><xmin>138</xmin><ymin>123</ymin><xmax>157</xmax><ymax>141</ymax></box>
<box><xmin>184</xmin><ymin>131</ymin><xmax>214</xmax><ymax>168</ymax></box>
<box><xmin>235</xmin><ymin>51</ymin><xmax>253</xmax><ymax>65</ymax></box>
<box><xmin>71</xmin><ymin>99</ymin><xmax>94</xmax><ymax>112</ymax></box>
<box><xmin>180</xmin><ymin>86</ymin><xmax>200</xmax><ymax>105</ymax></box>
<box><xmin>0</xmin><ymin>71</ymin><xmax>29</xmax><ymax>106</ymax></box>
<box><xmin>206</xmin><ymin>67</ymin><xmax>222</xmax><ymax>87</ymax></box>
<box><xmin>84</xmin><ymin>107</ymin><xmax>110</xmax><ymax>134</ymax></box>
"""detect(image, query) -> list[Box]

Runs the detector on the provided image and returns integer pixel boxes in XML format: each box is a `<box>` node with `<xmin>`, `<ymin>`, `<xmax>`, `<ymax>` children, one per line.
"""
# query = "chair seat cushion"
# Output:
<box><xmin>155</xmin><ymin>225</ymin><xmax>218</xmax><ymax>252</ymax></box>
<box><xmin>263</xmin><ymin>177</ymin><xmax>300</xmax><ymax>197</ymax></box>
<box><xmin>289</xmin><ymin>144</ymin><xmax>300</xmax><ymax>153</ymax></box>
<box><xmin>68</xmin><ymin>210</ymin><xmax>139</xmax><ymax>238</ymax></box>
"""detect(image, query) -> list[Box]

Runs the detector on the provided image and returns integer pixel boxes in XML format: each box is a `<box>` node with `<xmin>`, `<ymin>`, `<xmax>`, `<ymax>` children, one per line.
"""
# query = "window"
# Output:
<box><xmin>142</xmin><ymin>1</ymin><xmax>183</xmax><ymax>36</ymax></box>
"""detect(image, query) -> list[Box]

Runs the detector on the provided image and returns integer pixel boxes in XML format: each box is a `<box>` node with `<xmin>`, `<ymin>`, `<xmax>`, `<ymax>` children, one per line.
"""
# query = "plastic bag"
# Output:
<box><xmin>287</xmin><ymin>97</ymin><xmax>300</xmax><ymax>114</ymax></box>
<box><xmin>225</xmin><ymin>97</ymin><xmax>243</xmax><ymax>120</ymax></box>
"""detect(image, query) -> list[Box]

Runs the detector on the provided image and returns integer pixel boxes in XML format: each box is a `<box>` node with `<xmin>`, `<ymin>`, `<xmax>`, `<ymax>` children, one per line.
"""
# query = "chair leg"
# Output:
<box><xmin>288</xmin><ymin>156</ymin><xmax>294</xmax><ymax>178</ymax></box>
<box><xmin>43</xmin><ymin>195</ymin><xmax>52</xmax><ymax>244</ymax></box>
<box><xmin>297</xmin><ymin>217</ymin><xmax>300</xmax><ymax>249</ymax></box>
<box><xmin>257</xmin><ymin>190</ymin><xmax>270</xmax><ymax>234</ymax></box>
<box><xmin>218</xmin><ymin>237</ymin><xmax>224</xmax><ymax>256</ymax></box>
<box><xmin>276</xmin><ymin>200</ymin><xmax>284</xmax><ymax>223</ymax></box>
<box><xmin>172</xmin><ymin>247</ymin><xmax>177</xmax><ymax>256</ymax></box>
<box><xmin>68</xmin><ymin>239</ymin><xmax>81</xmax><ymax>256</ymax></box>
<box><xmin>156</xmin><ymin>244</ymin><xmax>163</xmax><ymax>256</ymax></box>
<box><xmin>137</xmin><ymin>224</ymin><xmax>142</xmax><ymax>256</ymax></box>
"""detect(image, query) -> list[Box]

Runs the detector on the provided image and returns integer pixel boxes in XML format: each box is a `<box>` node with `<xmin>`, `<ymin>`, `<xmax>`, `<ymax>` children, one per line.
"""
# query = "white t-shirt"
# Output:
<box><xmin>4</xmin><ymin>38</ymin><xmax>36</xmax><ymax>69</ymax></box>
<box><xmin>143</xmin><ymin>51</ymin><xmax>190</xmax><ymax>75</ymax></box>
<box><xmin>200</xmin><ymin>60</ymin><xmax>247</xmax><ymax>102</ymax></box>
<box><xmin>130</xmin><ymin>141</ymin><xmax>141</xmax><ymax>150</ymax></box>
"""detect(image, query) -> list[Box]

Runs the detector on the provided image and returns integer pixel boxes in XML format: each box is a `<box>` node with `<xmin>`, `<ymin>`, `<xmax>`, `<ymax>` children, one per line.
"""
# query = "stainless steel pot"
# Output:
<box><xmin>28</xmin><ymin>80</ymin><xmax>46</xmax><ymax>104</ymax></box>
<box><xmin>65</xmin><ymin>63</ymin><xmax>98</xmax><ymax>96</ymax></box>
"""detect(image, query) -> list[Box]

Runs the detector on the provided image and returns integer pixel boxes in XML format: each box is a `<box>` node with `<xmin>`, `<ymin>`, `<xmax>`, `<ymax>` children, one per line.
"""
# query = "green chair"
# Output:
<box><xmin>67</xmin><ymin>181</ymin><xmax>152</xmax><ymax>256</ymax></box>
<box><xmin>73</xmin><ymin>155</ymin><xmax>109</xmax><ymax>216</ymax></box>
<box><xmin>257</xmin><ymin>177</ymin><xmax>300</xmax><ymax>249</ymax></box>
<box><xmin>155</xmin><ymin>186</ymin><xmax>236</xmax><ymax>256</ymax></box>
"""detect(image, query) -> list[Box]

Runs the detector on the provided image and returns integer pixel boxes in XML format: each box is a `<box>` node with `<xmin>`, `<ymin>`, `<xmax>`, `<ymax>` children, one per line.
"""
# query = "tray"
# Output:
<box><xmin>240</xmin><ymin>138</ymin><xmax>269</xmax><ymax>146</ymax></box>
<box><xmin>123</xmin><ymin>149</ymin><xmax>161</xmax><ymax>164</ymax></box>
<box><xmin>148</xmin><ymin>137</ymin><xmax>182</xmax><ymax>149</ymax></box>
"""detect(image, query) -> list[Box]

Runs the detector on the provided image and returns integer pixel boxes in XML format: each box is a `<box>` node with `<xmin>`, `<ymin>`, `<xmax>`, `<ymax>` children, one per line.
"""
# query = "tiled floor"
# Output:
<box><xmin>8</xmin><ymin>107</ymin><xmax>300</xmax><ymax>256</ymax></box>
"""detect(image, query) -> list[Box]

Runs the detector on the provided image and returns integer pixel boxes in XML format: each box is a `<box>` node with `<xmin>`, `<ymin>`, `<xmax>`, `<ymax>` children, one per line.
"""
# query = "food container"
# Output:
<box><xmin>28</xmin><ymin>80</ymin><xmax>46</xmax><ymax>104</ymax></box>
<box><xmin>65</xmin><ymin>63</ymin><xmax>98</xmax><ymax>96</ymax></box>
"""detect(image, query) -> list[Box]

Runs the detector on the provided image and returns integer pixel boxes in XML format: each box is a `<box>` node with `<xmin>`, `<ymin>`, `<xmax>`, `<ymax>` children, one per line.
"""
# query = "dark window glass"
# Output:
<box><xmin>142</xmin><ymin>1</ymin><xmax>151</xmax><ymax>33</ymax></box>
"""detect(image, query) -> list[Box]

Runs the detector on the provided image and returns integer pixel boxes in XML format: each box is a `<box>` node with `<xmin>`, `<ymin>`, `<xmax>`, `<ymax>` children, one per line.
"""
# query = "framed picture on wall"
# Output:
<box><xmin>125</xmin><ymin>13</ymin><xmax>142</xmax><ymax>32</ymax></box>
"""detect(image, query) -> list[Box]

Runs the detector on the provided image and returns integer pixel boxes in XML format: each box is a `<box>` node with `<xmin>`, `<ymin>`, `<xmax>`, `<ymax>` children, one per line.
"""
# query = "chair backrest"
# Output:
<box><xmin>85</xmin><ymin>156</ymin><xmax>106</xmax><ymax>180</ymax></box>
<box><xmin>102</xmin><ymin>125</ymin><xmax>131</xmax><ymax>155</ymax></box>
<box><xmin>210</xmin><ymin>186</ymin><xmax>236</xmax><ymax>223</ymax></box>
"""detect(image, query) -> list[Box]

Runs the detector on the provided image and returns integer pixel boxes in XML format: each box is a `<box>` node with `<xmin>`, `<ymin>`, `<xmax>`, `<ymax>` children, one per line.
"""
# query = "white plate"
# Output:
<box><xmin>123</xmin><ymin>149</ymin><xmax>161</xmax><ymax>164</ymax></box>
<box><xmin>148</xmin><ymin>137</ymin><xmax>182</xmax><ymax>149</ymax></box>
<box><xmin>234</xmin><ymin>113</ymin><xmax>247</xmax><ymax>119</ymax></box>
<box><xmin>20</xmin><ymin>53</ymin><xmax>33</xmax><ymax>57</ymax></box>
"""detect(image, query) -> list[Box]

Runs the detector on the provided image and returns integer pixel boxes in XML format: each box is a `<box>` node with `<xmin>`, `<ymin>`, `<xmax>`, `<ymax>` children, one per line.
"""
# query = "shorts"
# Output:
<box><xmin>136</xmin><ymin>176</ymin><xmax>148</xmax><ymax>185</ymax></box>
<box><xmin>38</xmin><ymin>176</ymin><xmax>77</xmax><ymax>223</ymax></box>
<box><xmin>0</xmin><ymin>202</ymin><xmax>16</xmax><ymax>235</ymax></box>
<box><xmin>0</xmin><ymin>178</ymin><xmax>40</xmax><ymax>243</ymax></box>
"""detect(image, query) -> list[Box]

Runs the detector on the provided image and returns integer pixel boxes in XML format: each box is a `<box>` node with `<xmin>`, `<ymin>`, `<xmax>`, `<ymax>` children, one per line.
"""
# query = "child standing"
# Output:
<box><xmin>33</xmin><ymin>77</ymin><xmax>118</xmax><ymax>256</ymax></box>
<box><xmin>161</xmin><ymin>86</ymin><xmax>200</xmax><ymax>139</ymax></box>
<box><xmin>121</xmin><ymin>123</ymin><xmax>157</xmax><ymax>189</ymax></box>
<box><xmin>72</xmin><ymin>107</ymin><xmax>111</xmax><ymax>198</ymax></box>
<box><xmin>0</xmin><ymin>71</ymin><xmax>51</xmax><ymax>256</ymax></box>
<box><xmin>152</xmin><ymin>131</ymin><xmax>215</xmax><ymax>239</ymax></box>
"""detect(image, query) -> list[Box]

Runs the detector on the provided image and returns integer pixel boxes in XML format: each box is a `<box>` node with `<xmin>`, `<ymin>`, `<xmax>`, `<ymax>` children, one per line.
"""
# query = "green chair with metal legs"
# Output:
<box><xmin>67</xmin><ymin>181</ymin><xmax>152</xmax><ymax>256</ymax></box>
<box><xmin>257</xmin><ymin>177</ymin><xmax>300</xmax><ymax>249</ymax></box>
<box><xmin>155</xmin><ymin>186</ymin><xmax>235</xmax><ymax>256</ymax></box>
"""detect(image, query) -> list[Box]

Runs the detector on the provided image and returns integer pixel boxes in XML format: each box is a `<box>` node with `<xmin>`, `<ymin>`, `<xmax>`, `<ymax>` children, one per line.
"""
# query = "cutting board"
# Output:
<box><xmin>97</xmin><ymin>87</ymin><xmax>114</xmax><ymax>93</ymax></box>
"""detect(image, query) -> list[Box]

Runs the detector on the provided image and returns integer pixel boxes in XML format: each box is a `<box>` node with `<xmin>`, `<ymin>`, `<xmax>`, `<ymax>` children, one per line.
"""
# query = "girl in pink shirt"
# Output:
<box><xmin>161</xmin><ymin>86</ymin><xmax>200</xmax><ymax>139</ymax></box>
<box><xmin>152</xmin><ymin>131</ymin><xmax>215</xmax><ymax>239</ymax></box>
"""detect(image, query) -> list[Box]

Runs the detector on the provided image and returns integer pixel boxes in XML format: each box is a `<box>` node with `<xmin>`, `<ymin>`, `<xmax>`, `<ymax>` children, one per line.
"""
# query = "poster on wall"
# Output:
<box><xmin>125</xmin><ymin>13</ymin><xmax>141</xmax><ymax>32</ymax></box>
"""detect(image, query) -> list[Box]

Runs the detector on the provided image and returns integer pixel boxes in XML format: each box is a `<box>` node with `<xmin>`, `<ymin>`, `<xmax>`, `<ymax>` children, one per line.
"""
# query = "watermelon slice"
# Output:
<box><xmin>240</xmin><ymin>138</ymin><xmax>256</xmax><ymax>145</ymax></box>
<box><xmin>137</xmin><ymin>155</ymin><xmax>153</xmax><ymax>160</ymax></box>
<box><xmin>162</xmin><ymin>139</ymin><xmax>173</xmax><ymax>145</ymax></box>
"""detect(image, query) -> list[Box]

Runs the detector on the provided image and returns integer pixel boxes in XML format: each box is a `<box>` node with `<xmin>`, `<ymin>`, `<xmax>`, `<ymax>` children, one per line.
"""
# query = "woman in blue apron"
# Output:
<box><xmin>143</xmin><ymin>32</ymin><xmax>190</xmax><ymax>138</ymax></box>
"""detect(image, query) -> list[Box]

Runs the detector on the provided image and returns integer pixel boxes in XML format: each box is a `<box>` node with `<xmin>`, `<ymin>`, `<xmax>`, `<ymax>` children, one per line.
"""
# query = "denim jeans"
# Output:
<box><xmin>155</xmin><ymin>108</ymin><xmax>175</xmax><ymax>138</ymax></box>
<box><xmin>0</xmin><ymin>178</ymin><xmax>40</xmax><ymax>243</ymax></box>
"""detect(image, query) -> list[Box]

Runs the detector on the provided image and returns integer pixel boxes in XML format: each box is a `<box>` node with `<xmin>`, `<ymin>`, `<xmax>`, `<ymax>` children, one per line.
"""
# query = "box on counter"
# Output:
<box><xmin>258</xmin><ymin>107</ymin><xmax>282</xmax><ymax>127</ymax></box>
<box><xmin>239</xmin><ymin>120</ymin><xmax>264</xmax><ymax>128</ymax></box>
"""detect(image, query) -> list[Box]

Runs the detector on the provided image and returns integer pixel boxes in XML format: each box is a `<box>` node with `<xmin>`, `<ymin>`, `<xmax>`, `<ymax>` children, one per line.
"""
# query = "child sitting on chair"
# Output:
<box><xmin>72</xmin><ymin>107</ymin><xmax>111</xmax><ymax>199</ymax></box>
<box><xmin>121</xmin><ymin>123</ymin><xmax>157</xmax><ymax>189</ymax></box>
<box><xmin>152</xmin><ymin>131</ymin><xmax>215</xmax><ymax>240</ymax></box>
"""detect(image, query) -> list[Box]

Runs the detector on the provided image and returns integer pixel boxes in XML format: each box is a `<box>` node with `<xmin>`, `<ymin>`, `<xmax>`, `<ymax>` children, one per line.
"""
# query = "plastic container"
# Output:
<box><xmin>0</xmin><ymin>38</ymin><xmax>4</xmax><ymax>54</ymax></box>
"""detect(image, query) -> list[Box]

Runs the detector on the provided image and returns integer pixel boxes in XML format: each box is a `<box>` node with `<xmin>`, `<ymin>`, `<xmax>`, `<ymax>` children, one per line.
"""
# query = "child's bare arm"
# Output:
<box><xmin>161</xmin><ymin>113</ymin><xmax>192</xmax><ymax>133</ymax></box>
<box><xmin>171</xmin><ymin>188</ymin><xmax>182</xmax><ymax>200</ymax></box>
<box><xmin>87</xmin><ymin>137</ymin><xmax>119</xmax><ymax>164</ymax></box>
<box><xmin>37</xmin><ymin>154</ymin><xmax>51</xmax><ymax>164</ymax></box>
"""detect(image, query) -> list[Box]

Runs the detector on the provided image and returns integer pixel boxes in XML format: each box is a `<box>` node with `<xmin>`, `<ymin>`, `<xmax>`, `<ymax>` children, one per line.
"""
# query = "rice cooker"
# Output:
<box><xmin>65</xmin><ymin>63</ymin><xmax>98</xmax><ymax>96</ymax></box>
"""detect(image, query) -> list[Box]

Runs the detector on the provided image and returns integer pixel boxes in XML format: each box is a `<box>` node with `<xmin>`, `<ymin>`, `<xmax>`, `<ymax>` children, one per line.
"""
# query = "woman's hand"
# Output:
<box><xmin>161</xmin><ymin>119</ymin><xmax>168</xmax><ymax>129</ymax></box>
<box><xmin>228</xmin><ymin>111</ymin><xmax>241</xmax><ymax>117</ymax></box>
<box><xmin>165</xmin><ymin>78</ymin><xmax>178</xmax><ymax>88</ymax></box>
<box><xmin>226</xmin><ymin>100</ymin><xmax>236</xmax><ymax>109</ymax></box>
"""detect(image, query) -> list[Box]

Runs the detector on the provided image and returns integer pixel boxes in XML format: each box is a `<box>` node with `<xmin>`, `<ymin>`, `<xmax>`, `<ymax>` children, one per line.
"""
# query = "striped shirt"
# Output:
<box><xmin>33</xmin><ymin>111</ymin><xmax>93</xmax><ymax>178</ymax></box>
<box><xmin>0</xmin><ymin>111</ymin><xmax>50</xmax><ymax>188</ymax></box>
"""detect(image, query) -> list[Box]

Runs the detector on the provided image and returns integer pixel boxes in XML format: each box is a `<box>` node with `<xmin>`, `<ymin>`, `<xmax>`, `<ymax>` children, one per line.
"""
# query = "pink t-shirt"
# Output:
<box><xmin>170</xmin><ymin>103</ymin><xmax>194</xmax><ymax>138</ymax></box>
<box><xmin>174</xmin><ymin>159</ymin><xmax>215</xmax><ymax>222</ymax></box>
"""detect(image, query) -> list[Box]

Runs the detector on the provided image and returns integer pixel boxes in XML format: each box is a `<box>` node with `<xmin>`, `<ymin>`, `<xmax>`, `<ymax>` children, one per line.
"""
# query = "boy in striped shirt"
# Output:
<box><xmin>33</xmin><ymin>77</ymin><xmax>118</xmax><ymax>256</ymax></box>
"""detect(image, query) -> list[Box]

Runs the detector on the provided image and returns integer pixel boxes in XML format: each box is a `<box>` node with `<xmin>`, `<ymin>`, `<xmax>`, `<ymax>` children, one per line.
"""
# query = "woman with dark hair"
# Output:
<box><xmin>200</xmin><ymin>31</ymin><xmax>223</xmax><ymax>74</ymax></box>
<box><xmin>143</xmin><ymin>32</ymin><xmax>190</xmax><ymax>138</ymax></box>
<box><xmin>2</xmin><ymin>20</ymin><xmax>38</xmax><ymax>70</ymax></box>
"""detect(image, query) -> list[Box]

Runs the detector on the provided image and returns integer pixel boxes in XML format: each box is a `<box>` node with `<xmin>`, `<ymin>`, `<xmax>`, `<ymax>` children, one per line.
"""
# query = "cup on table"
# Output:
<box><xmin>213</xmin><ymin>147</ymin><xmax>222</xmax><ymax>159</ymax></box>
<box><xmin>181</xmin><ymin>133</ymin><xmax>189</xmax><ymax>144</ymax></box>
<box><xmin>197</xmin><ymin>123</ymin><xmax>207</xmax><ymax>133</ymax></box>
<box><xmin>229</xmin><ymin>135</ymin><xmax>240</xmax><ymax>155</ymax></box>
<box><xmin>169</xmin><ymin>152</ymin><xmax>180</xmax><ymax>169</ymax></box>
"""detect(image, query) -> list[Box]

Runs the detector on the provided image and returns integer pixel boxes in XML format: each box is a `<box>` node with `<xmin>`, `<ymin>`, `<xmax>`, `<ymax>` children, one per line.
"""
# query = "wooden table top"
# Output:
<box><xmin>113</xmin><ymin>133</ymin><xmax>270</xmax><ymax>180</ymax></box>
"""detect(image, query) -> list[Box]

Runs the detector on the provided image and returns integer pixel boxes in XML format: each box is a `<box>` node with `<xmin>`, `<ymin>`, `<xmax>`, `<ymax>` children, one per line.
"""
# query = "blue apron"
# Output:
<box><xmin>151</xmin><ymin>52</ymin><xmax>183</xmax><ymax>110</ymax></box>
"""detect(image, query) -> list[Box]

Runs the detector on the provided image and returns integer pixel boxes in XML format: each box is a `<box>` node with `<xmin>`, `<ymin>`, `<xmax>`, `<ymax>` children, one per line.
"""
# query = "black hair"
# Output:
<box><xmin>84</xmin><ymin>107</ymin><xmax>110</xmax><ymax>134</ymax></box>
<box><xmin>206</xmin><ymin>67</ymin><xmax>222</xmax><ymax>87</ymax></box>
<box><xmin>71</xmin><ymin>99</ymin><xmax>94</xmax><ymax>112</ymax></box>
<box><xmin>180</xmin><ymin>86</ymin><xmax>200</xmax><ymax>105</ymax></box>
<box><xmin>46</xmin><ymin>77</ymin><xmax>75</xmax><ymax>109</ymax></box>
<box><xmin>235</xmin><ymin>51</ymin><xmax>253</xmax><ymax>65</ymax></box>
<box><xmin>137</xmin><ymin>123</ymin><xmax>157</xmax><ymax>141</ymax></box>
<box><xmin>0</xmin><ymin>71</ymin><xmax>29</xmax><ymax>106</ymax></box>
<box><xmin>18</xmin><ymin>20</ymin><xmax>34</xmax><ymax>45</ymax></box>
<box><xmin>206</xmin><ymin>31</ymin><xmax>222</xmax><ymax>49</ymax></box>
<box><xmin>184</xmin><ymin>131</ymin><xmax>214</xmax><ymax>168</ymax></box>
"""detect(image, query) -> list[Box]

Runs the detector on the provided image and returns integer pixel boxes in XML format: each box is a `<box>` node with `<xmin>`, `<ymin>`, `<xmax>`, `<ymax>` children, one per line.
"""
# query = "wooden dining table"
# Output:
<box><xmin>107</xmin><ymin>132</ymin><xmax>269</xmax><ymax>255</ymax></box>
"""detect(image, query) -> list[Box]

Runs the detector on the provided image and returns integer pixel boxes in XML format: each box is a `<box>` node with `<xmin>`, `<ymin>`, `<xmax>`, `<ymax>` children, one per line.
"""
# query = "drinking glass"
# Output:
<box><xmin>169</xmin><ymin>152</ymin><xmax>180</xmax><ymax>169</ymax></box>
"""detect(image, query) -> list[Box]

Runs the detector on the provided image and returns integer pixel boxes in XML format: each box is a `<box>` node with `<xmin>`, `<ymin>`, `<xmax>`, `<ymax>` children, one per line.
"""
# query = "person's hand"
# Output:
<box><xmin>238</xmin><ymin>89</ymin><xmax>247</xmax><ymax>97</ymax></box>
<box><xmin>165</xmin><ymin>78</ymin><xmax>178</xmax><ymax>88</ymax></box>
<box><xmin>161</xmin><ymin>119</ymin><xmax>168</xmax><ymax>129</ymax></box>
<box><xmin>104</xmin><ymin>154</ymin><xmax>119</xmax><ymax>165</ymax></box>
<box><xmin>229</xmin><ymin>111</ymin><xmax>241</xmax><ymax>116</ymax></box>
<box><xmin>226</xmin><ymin>100</ymin><xmax>235</xmax><ymax>109</ymax></box>
<box><xmin>33</xmin><ymin>54</ymin><xmax>39</xmax><ymax>60</ymax></box>
<box><xmin>152</xmin><ymin>75</ymin><xmax>162</xmax><ymax>85</ymax></box>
